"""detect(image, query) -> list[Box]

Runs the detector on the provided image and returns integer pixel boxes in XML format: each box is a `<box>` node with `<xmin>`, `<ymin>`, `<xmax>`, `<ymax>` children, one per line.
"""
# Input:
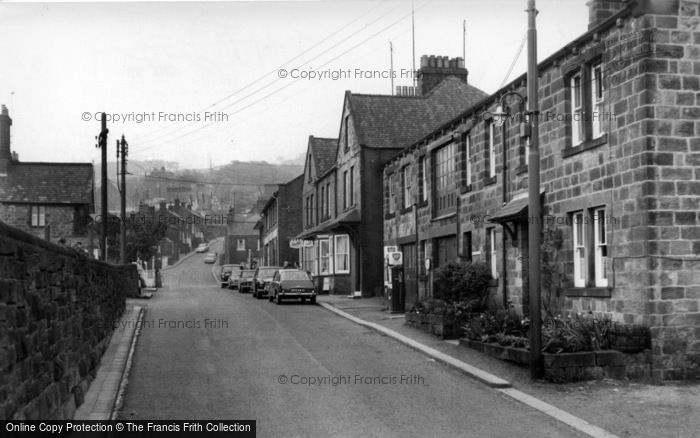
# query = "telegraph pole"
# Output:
<box><xmin>117</xmin><ymin>134</ymin><xmax>128</xmax><ymax>264</ymax></box>
<box><xmin>526</xmin><ymin>0</ymin><xmax>543</xmax><ymax>379</ymax></box>
<box><xmin>97</xmin><ymin>114</ymin><xmax>108</xmax><ymax>261</ymax></box>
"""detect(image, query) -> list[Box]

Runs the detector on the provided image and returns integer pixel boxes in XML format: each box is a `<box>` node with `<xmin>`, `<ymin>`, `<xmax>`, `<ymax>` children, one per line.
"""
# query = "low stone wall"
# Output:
<box><xmin>0</xmin><ymin>221</ymin><xmax>137</xmax><ymax>420</ymax></box>
<box><xmin>459</xmin><ymin>339</ymin><xmax>652</xmax><ymax>382</ymax></box>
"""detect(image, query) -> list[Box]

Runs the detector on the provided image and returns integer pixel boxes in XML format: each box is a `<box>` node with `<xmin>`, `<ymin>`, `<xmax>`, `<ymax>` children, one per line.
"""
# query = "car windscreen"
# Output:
<box><xmin>258</xmin><ymin>269</ymin><xmax>278</xmax><ymax>277</ymax></box>
<box><xmin>280</xmin><ymin>271</ymin><xmax>312</xmax><ymax>281</ymax></box>
<box><xmin>240</xmin><ymin>271</ymin><xmax>255</xmax><ymax>278</ymax></box>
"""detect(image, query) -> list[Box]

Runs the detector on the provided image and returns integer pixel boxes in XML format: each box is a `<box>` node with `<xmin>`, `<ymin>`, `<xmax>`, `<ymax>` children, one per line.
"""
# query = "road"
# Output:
<box><xmin>118</xmin><ymin>240</ymin><xmax>584</xmax><ymax>437</ymax></box>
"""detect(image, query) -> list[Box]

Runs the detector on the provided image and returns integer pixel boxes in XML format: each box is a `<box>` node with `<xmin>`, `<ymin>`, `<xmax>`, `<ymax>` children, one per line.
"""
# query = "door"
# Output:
<box><xmin>401</xmin><ymin>243</ymin><xmax>418</xmax><ymax>308</ymax></box>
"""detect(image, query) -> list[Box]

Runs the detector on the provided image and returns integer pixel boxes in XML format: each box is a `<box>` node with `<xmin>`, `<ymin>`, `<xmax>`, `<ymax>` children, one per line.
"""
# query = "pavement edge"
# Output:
<box><xmin>319</xmin><ymin>302</ymin><xmax>620</xmax><ymax>438</ymax></box>
<box><xmin>110</xmin><ymin>305</ymin><xmax>146</xmax><ymax>419</ymax></box>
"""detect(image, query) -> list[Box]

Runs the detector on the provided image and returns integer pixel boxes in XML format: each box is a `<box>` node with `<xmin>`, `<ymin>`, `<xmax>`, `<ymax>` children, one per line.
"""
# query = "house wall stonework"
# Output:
<box><xmin>0</xmin><ymin>204</ymin><xmax>89</xmax><ymax>243</ymax></box>
<box><xmin>383</xmin><ymin>0</ymin><xmax>700</xmax><ymax>379</ymax></box>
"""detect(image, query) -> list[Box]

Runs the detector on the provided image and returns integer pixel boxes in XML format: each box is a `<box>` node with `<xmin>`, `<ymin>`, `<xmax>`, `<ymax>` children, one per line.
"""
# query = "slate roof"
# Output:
<box><xmin>347</xmin><ymin>76</ymin><xmax>488</xmax><ymax>150</ymax></box>
<box><xmin>0</xmin><ymin>162</ymin><xmax>94</xmax><ymax>205</ymax></box>
<box><xmin>308</xmin><ymin>136</ymin><xmax>337</xmax><ymax>176</ymax></box>
<box><xmin>228</xmin><ymin>214</ymin><xmax>258</xmax><ymax>236</ymax></box>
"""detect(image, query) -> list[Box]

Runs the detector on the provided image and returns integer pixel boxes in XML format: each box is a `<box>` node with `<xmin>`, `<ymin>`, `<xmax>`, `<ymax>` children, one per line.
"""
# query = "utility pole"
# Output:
<box><xmin>462</xmin><ymin>20</ymin><xmax>466</xmax><ymax>62</ymax></box>
<box><xmin>526</xmin><ymin>0</ymin><xmax>543</xmax><ymax>379</ymax></box>
<box><xmin>97</xmin><ymin>113</ymin><xmax>108</xmax><ymax>261</ymax></box>
<box><xmin>117</xmin><ymin>134</ymin><xmax>128</xmax><ymax>264</ymax></box>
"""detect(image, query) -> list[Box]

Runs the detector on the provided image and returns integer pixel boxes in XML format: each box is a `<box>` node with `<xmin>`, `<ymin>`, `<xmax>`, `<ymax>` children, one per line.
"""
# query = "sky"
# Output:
<box><xmin>0</xmin><ymin>0</ymin><xmax>589</xmax><ymax>169</ymax></box>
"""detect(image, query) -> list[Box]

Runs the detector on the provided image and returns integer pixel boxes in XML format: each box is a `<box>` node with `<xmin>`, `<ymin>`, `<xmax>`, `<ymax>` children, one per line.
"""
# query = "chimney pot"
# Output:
<box><xmin>429</xmin><ymin>55</ymin><xmax>436</xmax><ymax>67</ymax></box>
<box><xmin>396</xmin><ymin>85</ymin><xmax>402</xmax><ymax>96</ymax></box>
<box><xmin>420</xmin><ymin>55</ymin><xmax>429</xmax><ymax>68</ymax></box>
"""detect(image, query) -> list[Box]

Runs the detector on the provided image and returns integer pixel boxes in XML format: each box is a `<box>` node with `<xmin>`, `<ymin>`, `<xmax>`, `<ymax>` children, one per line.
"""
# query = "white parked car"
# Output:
<box><xmin>195</xmin><ymin>243</ymin><xmax>209</xmax><ymax>253</ymax></box>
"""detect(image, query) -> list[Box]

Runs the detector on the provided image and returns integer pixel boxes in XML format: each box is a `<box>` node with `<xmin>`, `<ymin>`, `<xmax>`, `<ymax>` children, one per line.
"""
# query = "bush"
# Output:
<box><xmin>433</xmin><ymin>261</ymin><xmax>491</xmax><ymax>307</ymax></box>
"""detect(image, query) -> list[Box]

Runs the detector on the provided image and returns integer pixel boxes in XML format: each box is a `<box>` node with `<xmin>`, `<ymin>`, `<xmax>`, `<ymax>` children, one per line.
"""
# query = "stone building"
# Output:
<box><xmin>297</xmin><ymin>57</ymin><xmax>488</xmax><ymax>296</ymax></box>
<box><xmin>0</xmin><ymin>105</ymin><xmax>94</xmax><ymax>246</ymax></box>
<box><xmin>383</xmin><ymin>0</ymin><xmax>700</xmax><ymax>379</ymax></box>
<box><xmin>255</xmin><ymin>174</ymin><xmax>303</xmax><ymax>267</ymax></box>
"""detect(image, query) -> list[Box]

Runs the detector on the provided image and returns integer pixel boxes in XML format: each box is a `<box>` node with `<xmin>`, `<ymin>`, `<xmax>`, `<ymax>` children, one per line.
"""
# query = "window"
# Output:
<box><xmin>571</xmin><ymin>207</ymin><xmax>609</xmax><ymax>288</ymax></box>
<box><xmin>572</xmin><ymin>211</ymin><xmax>586</xmax><ymax>287</ymax></box>
<box><xmin>418</xmin><ymin>157</ymin><xmax>427</xmax><ymax>203</ymax></box>
<box><xmin>463</xmin><ymin>134</ymin><xmax>472</xmax><ymax>187</ymax></box>
<box><xmin>334</xmin><ymin>235</ymin><xmax>350</xmax><ymax>273</ymax></box>
<box><xmin>462</xmin><ymin>231</ymin><xmax>472</xmax><ymax>262</ymax></box>
<box><xmin>303</xmin><ymin>243</ymin><xmax>317</xmax><ymax>275</ymax></box>
<box><xmin>349</xmin><ymin>166</ymin><xmax>355</xmax><ymax>206</ymax></box>
<box><xmin>402</xmin><ymin>165</ymin><xmax>411</xmax><ymax>209</ymax></box>
<box><xmin>486</xmin><ymin>228</ymin><xmax>498</xmax><ymax>279</ymax></box>
<box><xmin>432</xmin><ymin>142</ymin><xmax>457</xmax><ymax>217</ymax></box>
<box><xmin>487</xmin><ymin>121</ymin><xmax>496</xmax><ymax>178</ymax></box>
<box><xmin>310</xmin><ymin>194</ymin><xmax>314</xmax><ymax>225</ymax></box>
<box><xmin>237</xmin><ymin>239</ymin><xmax>245</xmax><ymax>251</ymax></box>
<box><xmin>307</xmin><ymin>155</ymin><xmax>313</xmax><ymax>182</ymax></box>
<box><xmin>388</xmin><ymin>172</ymin><xmax>396</xmax><ymax>214</ymax></box>
<box><xmin>31</xmin><ymin>206</ymin><xmax>46</xmax><ymax>227</ymax></box>
<box><xmin>593</xmin><ymin>208</ymin><xmax>608</xmax><ymax>287</ymax></box>
<box><xmin>325</xmin><ymin>183</ymin><xmax>331</xmax><ymax>218</ymax></box>
<box><xmin>570</xmin><ymin>72</ymin><xmax>584</xmax><ymax>146</ymax></box>
<box><xmin>567</xmin><ymin>61</ymin><xmax>606</xmax><ymax>149</ymax></box>
<box><xmin>344</xmin><ymin>115</ymin><xmax>350</xmax><ymax>152</ymax></box>
<box><xmin>343</xmin><ymin>170</ymin><xmax>349</xmax><ymax>209</ymax></box>
<box><xmin>319</xmin><ymin>238</ymin><xmax>331</xmax><ymax>274</ymax></box>
<box><xmin>591</xmin><ymin>62</ymin><xmax>605</xmax><ymax>139</ymax></box>
<box><xmin>320</xmin><ymin>186</ymin><xmax>325</xmax><ymax>220</ymax></box>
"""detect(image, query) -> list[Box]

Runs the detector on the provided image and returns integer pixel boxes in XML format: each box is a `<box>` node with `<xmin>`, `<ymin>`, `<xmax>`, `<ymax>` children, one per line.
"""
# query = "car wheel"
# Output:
<box><xmin>268</xmin><ymin>292</ymin><xmax>274</xmax><ymax>302</ymax></box>
<box><xmin>310</xmin><ymin>296</ymin><xmax>316</xmax><ymax>304</ymax></box>
<box><xmin>301</xmin><ymin>298</ymin><xmax>306</xmax><ymax>303</ymax></box>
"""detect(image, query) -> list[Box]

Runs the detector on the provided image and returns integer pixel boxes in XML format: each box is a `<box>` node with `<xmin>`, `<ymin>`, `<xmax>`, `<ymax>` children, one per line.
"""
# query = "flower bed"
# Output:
<box><xmin>459</xmin><ymin>310</ymin><xmax>652</xmax><ymax>382</ymax></box>
<box><xmin>405</xmin><ymin>312</ymin><xmax>463</xmax><ymax>339</ymax></box>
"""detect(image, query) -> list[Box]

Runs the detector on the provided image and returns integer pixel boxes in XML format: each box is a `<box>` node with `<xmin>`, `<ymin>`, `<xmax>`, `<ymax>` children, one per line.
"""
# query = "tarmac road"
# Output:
<box><xmin>117</xmin><ymin>241</ymin><xmax>585</xmax><ymax>438</ymax></box>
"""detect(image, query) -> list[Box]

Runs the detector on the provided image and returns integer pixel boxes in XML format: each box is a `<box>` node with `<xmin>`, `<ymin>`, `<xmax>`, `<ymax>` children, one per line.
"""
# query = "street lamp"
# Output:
<box><xmin>492</xmin><ymin>1</ymin><xmax>543</xmax><ymax>380</ymax></box>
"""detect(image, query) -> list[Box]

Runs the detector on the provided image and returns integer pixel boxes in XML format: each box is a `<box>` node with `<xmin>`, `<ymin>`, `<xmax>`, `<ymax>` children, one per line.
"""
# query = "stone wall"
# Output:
<box><xmin>0</xmin><ymin>220</ymin><xmax>137</xmax><ymax>420</ymax></box>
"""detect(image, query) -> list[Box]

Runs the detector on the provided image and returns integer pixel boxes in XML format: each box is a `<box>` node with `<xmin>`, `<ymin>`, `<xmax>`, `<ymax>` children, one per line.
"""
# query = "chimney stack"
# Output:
<box><xmin>0</xmin><ymin>105</ymin><xmax>12</xmax><ymax>176</ymax></box>
<box><xmin>416</xmin><ymin>55</ymin><xmax>468</xmax><ymax>96</ymax></box>
<box><xmin>587</xmin><ymin>0</ymin><xmax>626</xmax><ymax>29</ymax></box>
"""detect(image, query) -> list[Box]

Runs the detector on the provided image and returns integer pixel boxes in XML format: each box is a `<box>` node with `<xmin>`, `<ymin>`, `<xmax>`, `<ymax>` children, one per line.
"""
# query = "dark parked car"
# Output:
<box><xmin>268</xmin><ymin>269</ymin><xmax>316</xmax><ymax>304</ymax></box>
<box><xmin>235</xmin><ymin>270</ymin><xmax>256</xmax><ymax>293</ymax></box>
<box><xmin>252</xmin><ymin>266</ymin><xmax>282</xmax><ymax>299</ymax></box>
<box><xmin>220</xmin><ymin>264</ymin><xmax>236</xmax><ymax>288</ymax></box>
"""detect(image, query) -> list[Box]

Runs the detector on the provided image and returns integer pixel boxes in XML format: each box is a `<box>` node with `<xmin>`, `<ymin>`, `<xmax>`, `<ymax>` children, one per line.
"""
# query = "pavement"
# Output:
<box><xmin>317</xmin><ymin>295</ymin><xmax>700</xmax><ymax>438</ymax></box>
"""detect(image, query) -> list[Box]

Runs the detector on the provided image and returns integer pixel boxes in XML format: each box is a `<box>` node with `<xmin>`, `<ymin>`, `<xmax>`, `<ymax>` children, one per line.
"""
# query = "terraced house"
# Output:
<box><xmin>297</xmin><ymin>58</ymin><xmax>488</xmax><ymax>296</ymax></box>
<box><xmin>383</xmin><ymin>0</ymin><xmax>700</xmax><ymax>379</ymax></box>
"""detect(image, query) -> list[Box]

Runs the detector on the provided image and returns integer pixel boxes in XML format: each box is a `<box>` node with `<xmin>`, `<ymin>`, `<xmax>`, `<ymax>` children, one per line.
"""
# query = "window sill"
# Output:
<box><xmin>399</xmin><ymin>206</ymin><xmax>413</xmax><ymax>215</ymax></box>
<box><xmin>563</xmin><ymin>287</ymin><xmax>611</xmax><ymax>298</ymax></box>
<box><xmin>489</xmin><ymin>278</ymin><xmax>499</xmax><ymax>287</ymax></box>
<box><xmin>515</xmin><ymin>164</ymin><xmax>528</xmax><ymax>175</ymax></box>
<box><xmin>460</xmin><ymin>184</ymin><xmax>473</xmax><ymax>194</ymax></box>
<box><xmin>484</xmin><ymin>176</ymin><xmax>497</xmax><ymax>186</ymax></box>
<box><xmin>385</xmin><ymin>212</ymin><xmax>396</xmax><ymax>220</ymax></box>
<box><xmin>562</xmin><ymin>134</ymin><xmax>607</xmax><ymax>158</ymax></box>
<box><xmin>431</xmin><ymin>212</ymin><xmax>457</xmax><ymax>222</ymax></box>
<box><xmin>417</xmin><ymin>200</ymin><xmax>429</xmax><ymax>209</ymax></box>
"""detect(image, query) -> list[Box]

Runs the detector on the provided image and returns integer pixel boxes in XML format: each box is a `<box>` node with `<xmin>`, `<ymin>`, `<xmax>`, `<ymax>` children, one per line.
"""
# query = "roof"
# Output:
<box><xmin>348</xmin><ymin>76</ymin><xmax>488</xmax><ymax>150</ymax></box>
<box><xmin>0</xmin><ymin>162</ymin><xmax>93</xmax><ymax>205</ymax></box>
<box><xmin>309</xmin><ymin>136</ymin><xmax>337</xmax><ymax>175</ymax></box>
<box><xmin>488</xmin><ymin>190</ymin><xmax>545</xmax><ymax>224</ymax></box>
<box><xmin>228</xmin><ymin>213</ymin><xmax>258</xmax><ymax>236</ymax></box>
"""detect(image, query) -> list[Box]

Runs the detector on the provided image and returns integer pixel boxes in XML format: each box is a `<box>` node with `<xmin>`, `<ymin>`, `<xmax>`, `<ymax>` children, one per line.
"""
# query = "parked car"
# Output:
<box><xmin>220</xmin><ymin>264</ymin><xmax>236</xmax><ymax>288</ymax></box>
<box><xmin>252</xmin><ymin>266</ymin><xmax>282</xmax><ymax>299</ymax></box>
<box><xmin>204</xmin><ymin>252</ymin><xmax>217</xmax><ymax>264</ymax></box>
<box><xmin>268</xmin><ymin>269</ymin><xmax>316</xmax><ymax>304</ymax></box>
<box><xmin>235</xmin><ymin>270</ymin><xmax>256</xmax><ymax>293</ymax></box>
<box><xmin>195</xmin><ymin>243</ymin><xmax>209</xmax><ymax>253</ymax></box>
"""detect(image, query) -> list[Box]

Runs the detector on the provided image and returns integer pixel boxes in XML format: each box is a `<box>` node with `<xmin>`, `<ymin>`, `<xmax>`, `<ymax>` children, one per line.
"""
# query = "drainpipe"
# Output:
<box><xmin>501</xmin><ymin>121</ymin><xmax>509</xmax><ymax>309</ymax></box>
<box><xmin>414</xmin><ymin>202</ymin><xmax>420</xmax><ymax>301</ymax></box>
